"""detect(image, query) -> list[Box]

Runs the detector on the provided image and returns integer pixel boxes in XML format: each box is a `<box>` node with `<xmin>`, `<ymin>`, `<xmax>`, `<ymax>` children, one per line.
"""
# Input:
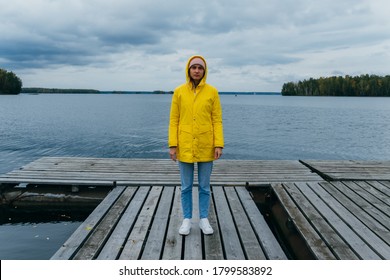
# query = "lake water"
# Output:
<box><xmin>1</xmin><ymin>93</ymin><xmax>390</xmax><ymax>259</ymax></box>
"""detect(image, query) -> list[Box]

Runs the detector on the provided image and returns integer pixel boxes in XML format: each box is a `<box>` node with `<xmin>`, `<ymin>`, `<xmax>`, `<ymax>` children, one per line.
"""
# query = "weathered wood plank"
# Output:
<box><xmin>19</xmin><ymin>157</ymin><xmax>297</xmax><ymax>170</ymax></box>
<box><xmin>273</xmin><ymin>183</ymin><xmax>338</xmax><ymax>260</ymax></box>
<box><xmin>141</xmin><ymin>187</ymin><xmax>175</xmax><ymax>260</ymax></box>
<box><xmin>299</xmin><ymin>182</ymin><xmax>381</xmax><ymax>259</ymax></box>
<box><xmin>161</xmin><ymin>186</ymin><xmax>183</xmax><ymax>260</ymax></box>
<box><xmin>0</xmin><ymin>177</ymin><xmax>116</xmax><ymax>186</ymax></box>
<box><xmin>330</xmin><ymin>182</ymin><xmax>390</xmax><ymax>230</ymax></box>
<box><xmin>73</xmin><ymin>186</ymin><xmax>138</xmax><ymax>260</ymax></box>
<box><xmin>320</xmin><ymin>182</ymin><xmax>390</xmax><ymax>245</ymax></box>
<box><xmin>367</xmin><ymin>181</ymin><xmax>390</xmax><ymax>198</ymax></box>
<box><xmin>204</xmin><ymin>190</ymin><xmax>224</xmax><ymax>260</ymax></box>
<box><xmin>184</xmin><ymin>187</ymin><xmax>203</xmax><ymax>260</ymax></box>
<box><xmin>353</xmin><ymin>181</ymin><xmax>390</xmax><ymax>207</ymax></box>
<box><xmin>50</xmin><ymin>186</ymin><xmax>126</xmax><ymax>260</ymax></box>
<box><xmin>119</xmin><ymin>187</ymin><xmax>162</xmax><ymax>260</ymax></box>
<box><xmin>224</xmin><ymin>187</ymin><xmax>266</xmax><ymax>259</ymax></box>
<box><xmin>376</xmin><ymin>181</ymin><xmax>390</xmax><ymax>194</ymax></box>
<box><xmin>213</xmin><ymin>186</ymin><xmax>246</xmax><ymax>259</ymax></box>
<box><xmin>301</xmin><ymin>160</ymin><xmax>390</xmax><ymax>181</ymax></box>
<box><xmin>343</xmin><ymin>181</ymin><xmax>390</xmax><ymax>216</ymax></box>
<box><xmin>288</xmin><ymin>182</ymin><xmax>359</xmax><ymax>259</ymax></box>
<box><xmin>97</xmin><ymin>187</ymin><xmax>150</xmax><ymax>260</ymax></box>
<box><xmin>308</xmin><ymin>182</ymin><xmax>390</xmax><ymax>259</ymax></box>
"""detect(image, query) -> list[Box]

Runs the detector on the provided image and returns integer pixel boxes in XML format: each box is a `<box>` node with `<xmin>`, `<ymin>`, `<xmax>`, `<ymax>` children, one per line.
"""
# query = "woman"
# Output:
<box><xmin>168</xmin><ymin>55</ymin><xmax>224</xmax><ymax>235</ymax></box>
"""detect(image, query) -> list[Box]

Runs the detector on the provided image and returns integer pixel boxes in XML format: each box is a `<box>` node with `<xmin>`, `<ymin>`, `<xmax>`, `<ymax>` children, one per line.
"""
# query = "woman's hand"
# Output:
<box><xmin>169</xmin><ymin>147</ymin><xmax>177</xmax><ymax>162</ymax></box>
<box><xmin>214</xmin><ymin>147</ymin><xmax>223</xmax><ymax>160</ymax></box>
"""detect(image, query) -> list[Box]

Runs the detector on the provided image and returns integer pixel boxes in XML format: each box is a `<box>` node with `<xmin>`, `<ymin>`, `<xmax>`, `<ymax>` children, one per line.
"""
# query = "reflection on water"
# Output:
<box><xmin>0</xmin><ymin>221</ymin><xmax>83</xmax><ymax>260</ymax></box>
<box><xmin>0</xmin><ymin>183</ymin><xmax>107</xmax><ymax>260</ymax></box>
<box><xmin>0</xmin><ymin>209</ymin><xmax>91</xmax><ymax>225</ymax></box>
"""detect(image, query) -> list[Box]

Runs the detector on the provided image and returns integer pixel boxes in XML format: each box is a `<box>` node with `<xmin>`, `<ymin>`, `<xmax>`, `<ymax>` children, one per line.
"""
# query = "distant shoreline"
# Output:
<box><xmin>21</xmin><ymin>87</ymin><xmax>281</xmax><ymax>95</ymax></box>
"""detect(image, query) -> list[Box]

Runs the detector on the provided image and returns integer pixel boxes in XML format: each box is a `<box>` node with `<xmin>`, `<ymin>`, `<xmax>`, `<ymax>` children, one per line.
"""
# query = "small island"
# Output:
<box><xmin>0</xmin><ymin>68</ymin><xmax>22</xmax><ymax>95</ymax></box>
<box><xmin>281</xmin><ymin>74</ymin><xmax>390</xmax><ymax>97</ymax></box>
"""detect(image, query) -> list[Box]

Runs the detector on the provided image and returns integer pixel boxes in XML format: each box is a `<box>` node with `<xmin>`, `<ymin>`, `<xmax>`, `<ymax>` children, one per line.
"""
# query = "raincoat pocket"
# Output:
<box><xmin>198</xmin><ymin>125</ymin><xmax>213</xmax><ymax>148</ymax></box>
<box><xmin>179</xmin><ymin>125</ymin><xmax>193</xmax><ymax>148</ymax></box>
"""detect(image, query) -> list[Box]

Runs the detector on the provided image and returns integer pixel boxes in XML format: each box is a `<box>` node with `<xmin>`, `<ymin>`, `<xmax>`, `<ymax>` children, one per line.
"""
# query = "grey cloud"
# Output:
<box><xmin>0</xmin><ymin>0</ymin><xmax>176</xmax><ymax>69</ymax></box>
<box><xmin>1</xmin><ymin>0</ymin><xmax>389</xmax><ymax>91</ymax></box>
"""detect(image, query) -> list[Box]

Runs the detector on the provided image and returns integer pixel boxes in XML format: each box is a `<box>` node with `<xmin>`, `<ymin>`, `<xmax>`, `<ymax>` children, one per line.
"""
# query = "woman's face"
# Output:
<box><xmin>189</xmin><ymin>65</ymin><xmax>205</xmax><ymax>83</ymax></box>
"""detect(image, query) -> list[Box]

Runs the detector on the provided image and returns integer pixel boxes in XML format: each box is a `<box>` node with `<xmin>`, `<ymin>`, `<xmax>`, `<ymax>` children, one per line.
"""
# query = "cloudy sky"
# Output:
<box><xmin>1</xmin><ymin>0</ymin><xmax>389</xmax><ymax>92</ymax></box>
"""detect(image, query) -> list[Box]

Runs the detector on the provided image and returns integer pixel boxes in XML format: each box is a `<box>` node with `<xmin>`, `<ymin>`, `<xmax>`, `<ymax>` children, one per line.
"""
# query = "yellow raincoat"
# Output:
<box><xmin>168</xmin><ymin>55</ymin><xmax>224</xmax><ymax>163</ymax></box>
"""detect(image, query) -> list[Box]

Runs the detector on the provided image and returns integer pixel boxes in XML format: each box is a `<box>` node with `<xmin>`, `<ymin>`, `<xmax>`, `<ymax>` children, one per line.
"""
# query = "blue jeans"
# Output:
<box><xmin>179</xmin><ymin>161</ymin><xmax>213</xmax><ymax>219</ymax></box>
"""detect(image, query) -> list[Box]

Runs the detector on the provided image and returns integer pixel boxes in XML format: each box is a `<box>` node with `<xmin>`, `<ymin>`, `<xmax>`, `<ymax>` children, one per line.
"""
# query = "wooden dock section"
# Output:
<box><xmin>50</xmin><ymin>185</ymin><xmax>287</xmax><ymax>260</ymax></box>
<box><xmin>269</xmin><ymin>180</ymin><xmax>390</xmax><ymax>260</ymax></box>
<box><xmin>1</xmin><ymin>157</ymin><xmax>389</xmax><ymax>260</ymax></box>
<box><xmin>0</xmin><ymin>157</ymin><xmax>322</xmax><ymax>186</ymax></box>
<box><xmin>301</xmin><ymin>160</ymin><xmax>390</xmax><ymax>181</ymax></box>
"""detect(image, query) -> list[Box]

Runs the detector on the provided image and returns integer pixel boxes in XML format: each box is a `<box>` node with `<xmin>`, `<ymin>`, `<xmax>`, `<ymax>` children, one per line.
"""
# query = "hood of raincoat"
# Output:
<box><xmin>185</xmin><ymin>55</ymin><xmax>208</xmax><ymax>88</ymax></box>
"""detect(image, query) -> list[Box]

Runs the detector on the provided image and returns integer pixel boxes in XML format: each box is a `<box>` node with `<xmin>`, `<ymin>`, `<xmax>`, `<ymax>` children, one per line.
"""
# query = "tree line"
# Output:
<box><xmin>0</xmin><ymin>68</ymin><xmax>23</xmax><ymax>95</ymax></box>
<box><xmin>21</xmin><ymin>88</ymin><xmax>100</xmax><ymax>94</ymax></box>
<box><xmin>281</xmin><ymin>74</ymin><xmax>390</xmax><ymax>97</ymax></box>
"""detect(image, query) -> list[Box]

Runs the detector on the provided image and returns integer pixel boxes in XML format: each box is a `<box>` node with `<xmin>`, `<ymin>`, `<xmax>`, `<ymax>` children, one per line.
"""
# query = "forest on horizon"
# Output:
<box><xmin>281</xmin><ymin>74</ymin><xmax>390</xmax><ymax>96</ymax></box>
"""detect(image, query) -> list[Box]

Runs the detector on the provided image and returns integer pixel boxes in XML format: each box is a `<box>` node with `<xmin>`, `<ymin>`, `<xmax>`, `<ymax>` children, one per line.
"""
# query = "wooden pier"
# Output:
<box><xmin>0</xmin><ymin>157</ymin><xmax>389</xmax><ymax>260</ymax></box>
<box><xmin>0</xmin><ymin>157</ymin><xmax>322</xmax><ymax>186</ymax></box>
<box><xmin>49</xmin><ymin>185</ymin><xmax>286</xmax><ymax>260</ymax></box>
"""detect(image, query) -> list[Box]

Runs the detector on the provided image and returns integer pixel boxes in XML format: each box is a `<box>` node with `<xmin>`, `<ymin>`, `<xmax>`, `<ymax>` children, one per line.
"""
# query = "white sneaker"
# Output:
<box><xmin>199</xmin><ymin>218</ymin><xmax>214</xmax><ymax>235</ymax></box>
<box><xmin>179</xmin><ymin>218</ymin><xmax>191</xmax><ymax>235</ymax></box>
